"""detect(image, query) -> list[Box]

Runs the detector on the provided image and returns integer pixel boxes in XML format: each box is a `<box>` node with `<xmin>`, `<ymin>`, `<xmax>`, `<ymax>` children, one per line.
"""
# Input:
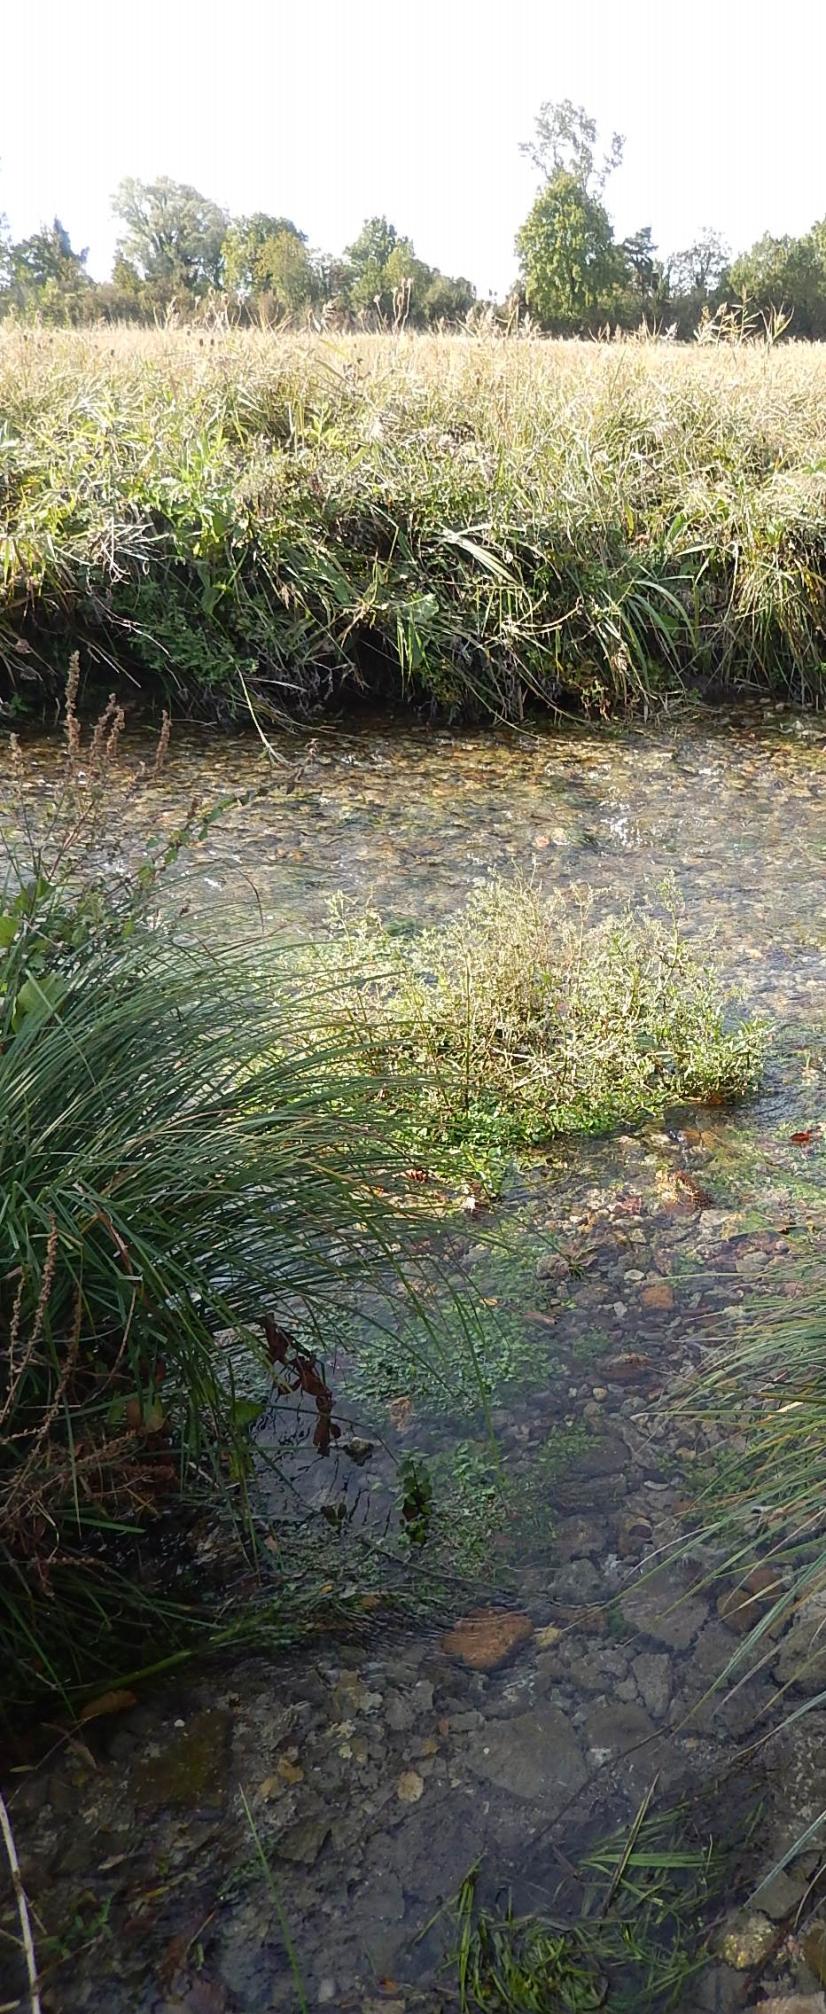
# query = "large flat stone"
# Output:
<box><xmin>464</xmin><ymin>1703</ymin><xmax>587</xmax><ymax>1809</ymax></box>
<box><xmin>621</xmin><ymin>1572</ymin><xmax>708</xmax><ymax>1650</ymax></box>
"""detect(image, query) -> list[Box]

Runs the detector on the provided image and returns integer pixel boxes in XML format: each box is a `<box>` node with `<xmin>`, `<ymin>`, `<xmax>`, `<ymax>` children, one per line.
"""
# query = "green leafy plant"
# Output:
<box><xmin>310</xmin><ymin>877</ymin><xmax>766</xmax><ymax>1171</ymax></box>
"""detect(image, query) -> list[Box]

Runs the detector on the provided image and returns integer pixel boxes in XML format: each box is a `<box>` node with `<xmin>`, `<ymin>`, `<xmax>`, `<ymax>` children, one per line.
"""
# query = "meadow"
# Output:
<box><xmin>2</xmin><ymin>326</ymin><xmax>826</xmax><ymax>719</ymax></box>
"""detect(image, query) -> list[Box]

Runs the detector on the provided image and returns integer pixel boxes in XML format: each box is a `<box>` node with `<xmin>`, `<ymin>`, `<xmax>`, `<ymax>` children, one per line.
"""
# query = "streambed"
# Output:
<box><xmin>3</xmin><ymin>706</ymin><xmax>826</xmax><ymax>2014</ymax></box>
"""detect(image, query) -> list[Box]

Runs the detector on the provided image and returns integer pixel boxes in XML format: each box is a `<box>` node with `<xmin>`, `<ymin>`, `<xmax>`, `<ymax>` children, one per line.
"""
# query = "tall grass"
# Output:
<box><xmin>0</xmin><ymin>700</ymin><xmax>477</xmax><ymax>1716</ymax></box>
<box><xmin>2</xmin><ymin>327</ymin><xmax>826</xmax><ymax>718</ymax></box>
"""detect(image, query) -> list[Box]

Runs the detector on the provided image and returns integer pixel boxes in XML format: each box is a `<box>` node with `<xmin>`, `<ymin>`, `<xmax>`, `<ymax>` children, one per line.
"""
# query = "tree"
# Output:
<box><xmin>421</xmin><ymin>270</ymin><xmax>476</xmax><ymax>322</ymax></box>
<box><xmin>521</xmin><ymin>99</ymin><xmax>623</xmax><ymax>195</ymax></box>
<box><xmin>668</xmin><ymin>227</ymin><xmax>729</xmax><ymax>297</ymax></box>
<box><xmin>222</xmin><ymin>212</ymin><xmax>306</xmax><ymax>295</ymax></box>
<box><xmin>342</xmin><ymin>216</ymin><xmax>475</xmax><ymax>324</ymax></box>
<box><xmin>255</xmin><ymin>231</ymin><xmax>319</xmax><ymax>317</ymax></box>
<box><xmin>6</xmin><ymin>218</ymin><xmax>92</xmax><ymax>320</ymax></box>
<box><xmin>112</xmin><ymin>177</ymin><xmax>228</xmax><ymax>296</ymax></box>
<box><xmin>516</xmin><ymin>100</ymin><xmax>627</xmax><ymax>332</ymax></box>
<box><xmin>516</xmin><ymin>172</ymin><xmax>623</xmax><ymax>330</ymax></box>
<box><xmin>730</xmin><ymin>227</ymin><xmax>826</xmax><ymax>338</ymax></box>
<box><xmin>344</xmin><ymin>216</ymin><xmax>409</xmax><ymax>314</ymax></box>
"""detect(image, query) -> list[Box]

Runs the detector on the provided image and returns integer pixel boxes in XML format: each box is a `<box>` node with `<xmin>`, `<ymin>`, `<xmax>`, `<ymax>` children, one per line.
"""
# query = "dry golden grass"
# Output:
<box><xmin>2</xmin><ymin>326</ymin><xmax>826</xmax><ymax>715</ymax></box>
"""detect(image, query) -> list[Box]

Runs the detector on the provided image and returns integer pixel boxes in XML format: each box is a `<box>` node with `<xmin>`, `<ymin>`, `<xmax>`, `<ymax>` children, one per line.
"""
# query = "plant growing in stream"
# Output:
<box><xmin>311</xmin><ymin>878</ymin><xmax>767</xmax><ymax>1172</ymax></box>
<box><xmin>450</xmin><ymin>1796</ymin><xmax>731</xmax><ymax>2013</ymax></box>
<box><xmin>0</xmin><ymin>687</ymin><xmax>483</xmax><ymax>1717</ymax></box>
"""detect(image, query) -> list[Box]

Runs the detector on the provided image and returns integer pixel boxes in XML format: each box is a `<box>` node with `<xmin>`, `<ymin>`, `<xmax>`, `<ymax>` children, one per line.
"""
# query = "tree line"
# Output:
<box><xmin>0</xmin><ymin>186</ymin><xmax>478</xmax><ymax>327</ymax></box>
<box><xmin>3</xmin><ymin>102</ymin><xmax>826</xmax><ymax>336</ymax></box>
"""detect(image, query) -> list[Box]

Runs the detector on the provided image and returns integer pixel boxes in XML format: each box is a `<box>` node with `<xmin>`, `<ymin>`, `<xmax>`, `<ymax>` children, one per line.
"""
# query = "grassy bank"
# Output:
<box><xmin>3</xmin><ymin>328</ymin><xmax>826</xmax><ymax>719</ymax></box>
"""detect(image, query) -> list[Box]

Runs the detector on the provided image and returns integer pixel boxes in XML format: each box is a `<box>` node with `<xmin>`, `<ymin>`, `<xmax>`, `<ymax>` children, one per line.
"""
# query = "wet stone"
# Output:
<box><xmin>464</xmin><ymin>1702</ymin><xmax>587</xmax><ymax>1807</ymax></box>
<box><xmin>275</xmin><ymin>1815</ymin><xmax>332</xmax><ymax>1865</ymax></box>
<box><xmin>135</xmin><ymin>1709</ymin><xmax>232</xmax><ymax>1811</ymax></box>
<box><xmin>632</xmin><ymin>1651</ymin><xmax>671</xmax><ymax>1718</ymax></box>
<box><xmin>441</xmin><ymin>1608</ymin><xmax>533</xmax><ymax>1671</ymax></box>
<box><xmin>749</xmin><ymin>1999</ymin><xmax>826</xmax><ymax>2014</ymax></box>
<box><xmin>753</xmin><ymin>1864</ymin><xmax>812</xmax><ymax>1922</ymax></box>
<box><xmin>717</xmin><ymin>1909</ymin><xmax>777</xmax><ymax>1968</ymax></box>
<box><xmin>621</xmin><ymin>1572</ymin><xmax>709</xmax><ymax>1650</ymax></box>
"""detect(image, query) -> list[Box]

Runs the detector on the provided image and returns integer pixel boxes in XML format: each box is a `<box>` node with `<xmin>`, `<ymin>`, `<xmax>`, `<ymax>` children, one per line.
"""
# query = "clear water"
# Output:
<box><xmin>4</xmin><ymin>706</ymin><xmax>825</xmax><ymax>2013</ymax></box>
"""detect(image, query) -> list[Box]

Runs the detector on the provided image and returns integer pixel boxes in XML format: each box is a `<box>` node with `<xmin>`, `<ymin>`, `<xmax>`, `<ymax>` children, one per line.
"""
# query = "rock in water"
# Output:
<box><xmin>465</xmin><ymin>1703</ymin><xmax>587</xmax><ymax>1807</ymax></box>
<box><xmin>441</xmin><ymin>1607</ymin><xmax>533</xmax><ymax>1671</ymax></box>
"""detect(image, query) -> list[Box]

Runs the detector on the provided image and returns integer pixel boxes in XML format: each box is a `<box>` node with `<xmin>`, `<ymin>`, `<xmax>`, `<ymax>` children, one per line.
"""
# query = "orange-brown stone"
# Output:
<box><xmin>441</xmin><ymin>1607</ymin><xmax>533</xmax><ymax>1671</ymax></box>
<box><xmin>641</xmin><ymin>1282</ymin><xmax>675</xmax><ymax>1311</ymax></box>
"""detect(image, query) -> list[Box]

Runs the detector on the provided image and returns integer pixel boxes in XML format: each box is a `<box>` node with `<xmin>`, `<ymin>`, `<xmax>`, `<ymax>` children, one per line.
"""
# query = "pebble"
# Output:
<box><xmin>717</xmin><ymin>1910</ymin><xmax>776</xmax><ymax>1968</ymax></box>
<box><xmin>396</xmin><ymin>1770</ymin><xmax>424</xmax><ymax>1803</ymax></box>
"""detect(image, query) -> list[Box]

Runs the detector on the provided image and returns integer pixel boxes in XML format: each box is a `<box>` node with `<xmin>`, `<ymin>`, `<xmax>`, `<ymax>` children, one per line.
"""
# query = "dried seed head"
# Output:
<box><xmin>65</xmin><ymin>651</ymin><xmax>82</xmax><ymax>763</ymax></box>
<box><xmin>153</xmin><ymin>709</ymin><xmax>171</xmax><ymax>778</ymax></box>
<box><xmin>91</xmin><ymin>695</ymin><xmax>117</xmax><ymax>766</ymax></box>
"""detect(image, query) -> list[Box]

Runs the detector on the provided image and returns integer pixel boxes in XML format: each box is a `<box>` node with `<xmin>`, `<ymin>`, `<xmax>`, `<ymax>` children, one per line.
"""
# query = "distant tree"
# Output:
<box><xmin>662</xmin><ymin>228</ymin><xmax>730</xmax><ymax>337</ymax></box>
<box><xmin>256</xmin><ymin>231</ymin><xmax>320</xmax><ymax>317</ymax></box>
<box><xmin>112</xmin><ymin>177</ymin><xmax>228</xmax><ymax>296</ymax></box>
<box><xmin>344</xmin><ymin>216</ymin><xmax>408</xmax><ymax>314</ymax></box>
<box><xmin>615</xmin><ymin>226</ymin><xmax>672</xmax><ymax>326</ymax></box>
<box><xmin>730</xmin><ymin>226</ymin><xmax>826</xmax><ymax>338</ymax></box>
<box><xmin>222</xmin><ymin>212</ymin><xmax>306</xmax><ymax>295</ymax></box>
<box><xmin>668</xmin><ymin>228</ymin><xmax>729</xmax><ymax>297</ymax></box>
<box><xmin>421</xmin><ymin>270</ymin><xmax>476</xmax><ymax>322</ymax></box>
<box><xmin>520</xmin><ymin>99</ymin><xmax>624</xmax><ymax>195</ymax></box>
<box><xmin>516</xmin><ymin>172</ymin><xmax>623</xmax><ymax>330</ymax></box>
<box><xmin>516</xmin><ymin>100</ymin><xmax>628</xmax><ymax>332</ymax></box>
<box><xmin>343</xmin><ymin>216</ymin><xmax>476</xmax><ymax>325</ymax></box>
<box><xmin>621</xmin><ymin>226</ymin><xmax>657</xmax><ymax>294</ymax></box>
<box><xmin>6</xmin><ymin>217</ymin><xmax>92</xmax><ymax>320</ymax></box>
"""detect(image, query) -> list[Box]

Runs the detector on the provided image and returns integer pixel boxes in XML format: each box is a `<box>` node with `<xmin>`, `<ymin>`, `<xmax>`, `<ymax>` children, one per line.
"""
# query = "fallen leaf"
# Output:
<box><xmin>79</xmin><ymin>1688</ymin><xmax>138</xmax><ymax>1723</ymax></box>
<box><xmin>388</xmin><ymin>1395</ymin><xmax>414</xmax><ymax>1431</ymax></box>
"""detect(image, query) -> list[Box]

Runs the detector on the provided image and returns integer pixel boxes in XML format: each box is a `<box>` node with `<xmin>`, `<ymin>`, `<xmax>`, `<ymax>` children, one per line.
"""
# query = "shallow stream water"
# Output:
<box><xmin>3</xmin><ymin>706</ymin><xmax>826</xmax><ymax>2014</ymax></box>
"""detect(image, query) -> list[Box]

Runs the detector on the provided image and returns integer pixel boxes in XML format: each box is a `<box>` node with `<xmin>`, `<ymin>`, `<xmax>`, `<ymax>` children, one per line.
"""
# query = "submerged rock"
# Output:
<box><xmin>441</xmin><ymin>1607</ymin><xmax>533</xmax><ymax>1671</ymax></box>
<box><xmin>464</xmin><ymin>1702</ymin><xmax>586</xmax><ymax>1806</ymax></box>
<box><xmin>717</xmin><ymin>1909</ymin><xmax>776</xmax><ymax>1968</ymax></box>
<box><xmin>135</xmin><ymin>1708</ymin><xmax>232</xmax><ymax>1811</ymax></box>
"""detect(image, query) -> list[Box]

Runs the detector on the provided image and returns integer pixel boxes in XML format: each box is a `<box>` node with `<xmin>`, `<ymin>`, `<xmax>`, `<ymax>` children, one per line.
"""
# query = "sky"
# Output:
<box><xmin>2</xmin><ymin>0</ymin><xmax>824</xmax><ymax>296</ymax></box>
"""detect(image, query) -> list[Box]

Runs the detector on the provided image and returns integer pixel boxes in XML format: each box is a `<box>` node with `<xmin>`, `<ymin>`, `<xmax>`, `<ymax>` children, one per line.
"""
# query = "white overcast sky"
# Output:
<box><xmin>1</xmin><ymin>0</ymin><xmax>823</xmax><ymax>294</ymax></box>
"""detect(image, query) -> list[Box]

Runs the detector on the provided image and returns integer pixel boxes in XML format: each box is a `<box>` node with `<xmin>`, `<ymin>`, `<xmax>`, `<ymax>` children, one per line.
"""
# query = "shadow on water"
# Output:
<box><xmin>2</xmin><ymin>707</ymin><xmax>825</xmax><ymax>2012</ymax></box>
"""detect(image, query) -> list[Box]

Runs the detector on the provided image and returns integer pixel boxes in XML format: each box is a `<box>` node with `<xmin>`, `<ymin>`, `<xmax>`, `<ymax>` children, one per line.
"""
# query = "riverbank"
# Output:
<box><xmin>4</xmin><ymin>329</ymin><xmax>826</xmax><ymax>723</ymax></box>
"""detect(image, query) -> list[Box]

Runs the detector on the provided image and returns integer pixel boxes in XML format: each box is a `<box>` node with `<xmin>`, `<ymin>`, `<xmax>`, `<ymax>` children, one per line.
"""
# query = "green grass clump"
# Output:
<box><xmin>3</xmin><ymin>327</ymin><xmax>826</xmax><ymax>718</ymax></box>
<box><xmin>312</xmin><ymin>878</ymin><xmax>766</xmax><ymax>1171</ymax></box>
<box><xmin>0</xmin><ymin>694</ymin><xmax>479</xmax><ymax>1716</ymax></box>
<box><xmin>452</xmin><ymin>1800</ymin><xmax>726</xmax><ymax>2012</ymax></box>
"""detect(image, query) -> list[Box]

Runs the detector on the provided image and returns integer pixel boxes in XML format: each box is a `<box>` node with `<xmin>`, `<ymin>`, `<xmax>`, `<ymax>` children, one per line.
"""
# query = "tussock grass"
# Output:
<box><xmin>2</xmin><ymin>328</ymin><xmax>826</xmax><ymax>717</ymax></box>
<box><xmin>0</xmin><ymin>699</ymin><xmax>480</xmax><ymax>1716</ymax></box>
<box><xmin>311</xmin><ymin>879</ymin><xmax>767</xmax><ymax>1173</ymax></box>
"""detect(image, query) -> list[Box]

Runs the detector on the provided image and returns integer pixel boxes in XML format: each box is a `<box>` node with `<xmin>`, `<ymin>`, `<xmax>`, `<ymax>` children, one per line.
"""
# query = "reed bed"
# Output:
<box><xmin>2</xmin><ymin>327</ymin><xmax>826</xmax><ymax>718</ymax></box>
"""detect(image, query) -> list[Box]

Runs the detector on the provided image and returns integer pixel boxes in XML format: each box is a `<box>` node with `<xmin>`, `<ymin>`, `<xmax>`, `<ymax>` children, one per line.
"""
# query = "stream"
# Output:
<box><xmin>3</xmin><ymin>704</ymin><xmax>826</xmax><ymax>2014</ymax></box>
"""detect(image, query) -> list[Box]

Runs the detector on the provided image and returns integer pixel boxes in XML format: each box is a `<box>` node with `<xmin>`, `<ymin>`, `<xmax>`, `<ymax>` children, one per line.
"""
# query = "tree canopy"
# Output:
<box><xmin>112</xmin><ymin>177</ymin><xmax>228</xmax><ymax>295</ymax></box>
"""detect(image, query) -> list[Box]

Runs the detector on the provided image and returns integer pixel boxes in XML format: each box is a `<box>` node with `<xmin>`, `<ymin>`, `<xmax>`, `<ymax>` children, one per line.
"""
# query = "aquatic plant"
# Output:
<box><xmin>451</xmin><ymin>1795</ymin><xmax>726</xmax><ymax>2012</ymax></box>
<box><xmin>311</xmin><ymin>878</ymin><xmax>767</xmax><ymax>1171</ymax></box>
<box><xmin>2</xmin><ymin>327</ymin><xmax>826</xmax><ymax>719</ymax></box>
